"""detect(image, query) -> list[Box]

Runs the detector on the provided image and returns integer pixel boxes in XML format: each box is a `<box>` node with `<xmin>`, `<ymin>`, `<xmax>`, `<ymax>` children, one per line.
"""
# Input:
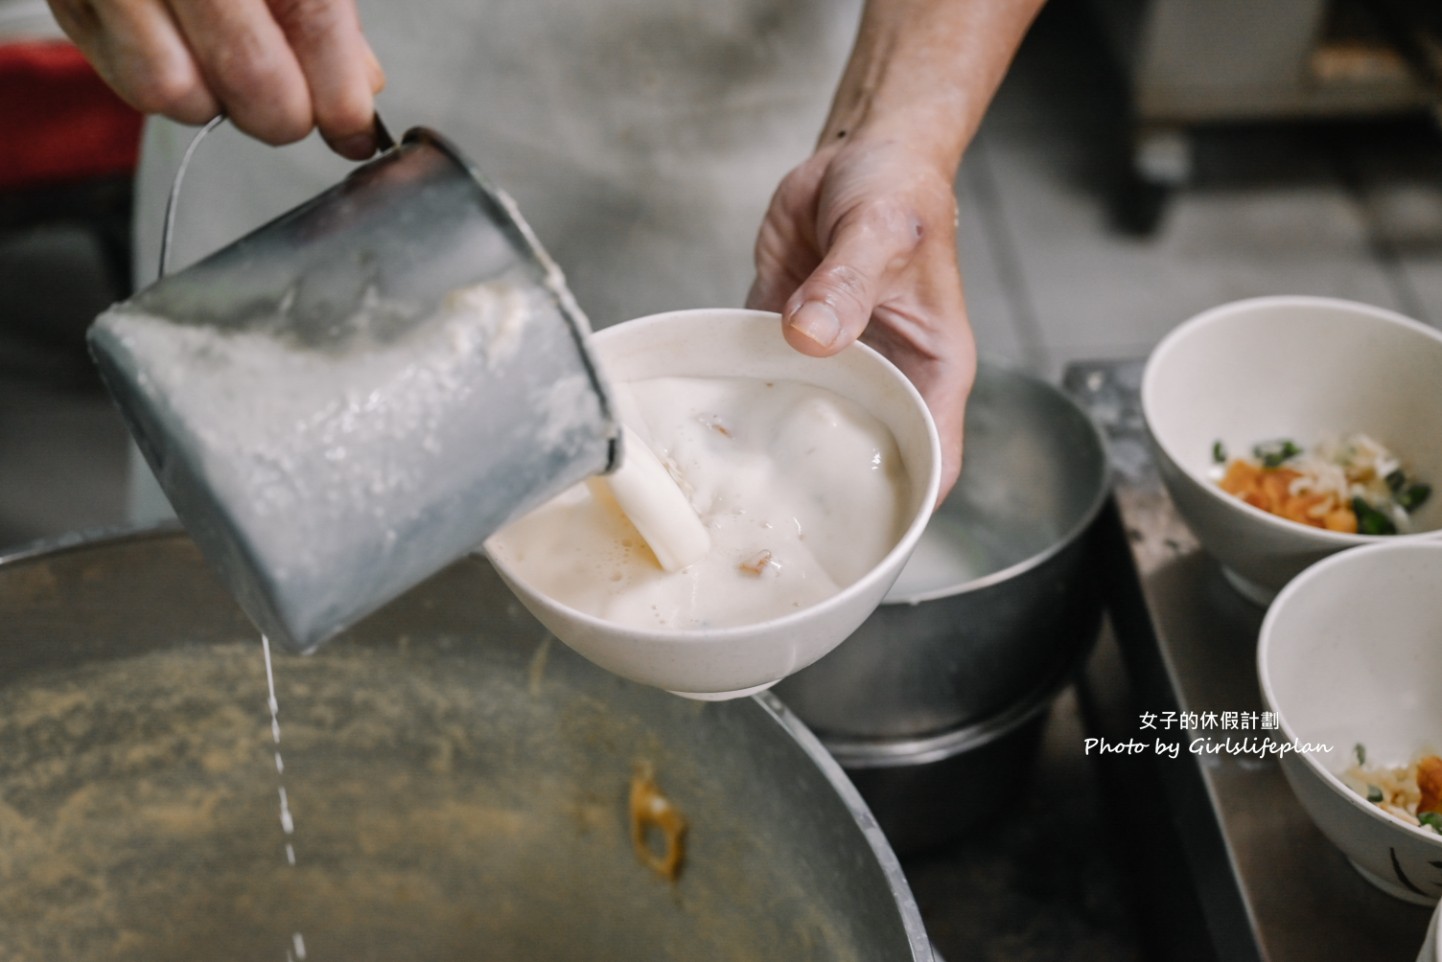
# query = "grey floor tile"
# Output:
<box><xmin>1331</xmin><ymin>122</ymin><xmax>1442</xmax><ymax>327</ymax></box>
<box><xmin>976</xmin><ymin>121</ymin><xmax>1406</xmax><ymax>375</ymax></box>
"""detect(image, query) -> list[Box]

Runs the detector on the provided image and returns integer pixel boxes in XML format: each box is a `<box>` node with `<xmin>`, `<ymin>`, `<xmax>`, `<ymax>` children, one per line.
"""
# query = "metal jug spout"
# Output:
<box><xmin>89</xmin><ymin>126</ymin><xmax>620</xmax><ymax>654</ymax></box>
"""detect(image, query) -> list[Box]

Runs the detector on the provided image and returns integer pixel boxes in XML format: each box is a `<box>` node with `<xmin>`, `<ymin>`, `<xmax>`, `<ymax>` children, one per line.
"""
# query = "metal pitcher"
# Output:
<box><xmin>88</xmin><ymin>127</ymin><xmax>620</xmax><ymax>654</ymax></box>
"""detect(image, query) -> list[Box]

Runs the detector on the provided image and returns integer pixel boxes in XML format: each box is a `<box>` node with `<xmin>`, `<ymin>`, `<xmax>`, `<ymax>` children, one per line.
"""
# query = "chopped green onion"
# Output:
<box><xmin>1353</xmin><ymin>497</ymin><xmax>1398</xmax><ymax>536</ymax></box>
<box><xmin>1253</xmin><ymin>439</ymin><xmax>1301</xmax><ymax>469</ymax></box>
<box><xmin>1367</xmin><ymin>786</ymin><xmax>1384</xmax><ymax>803</ymax></box>
<box><xmin>1397</xmin><ymin>483</ymin><xmax>1432</xmax><ymax>513</ymax></box>
<box><xmin>1355</xmin><ymin>743</ymin><xmax>1367</xmax><ymax>766</ymax></box>
<box><xmin>1212</xmin><ymin>441</ymin><xmax>1227</xmax><ymax>464</ymax></box>
<box><xmin>1420</xmin><ymin>812</ymin><xmax>1442</xmax><ymax>835</ymax></box>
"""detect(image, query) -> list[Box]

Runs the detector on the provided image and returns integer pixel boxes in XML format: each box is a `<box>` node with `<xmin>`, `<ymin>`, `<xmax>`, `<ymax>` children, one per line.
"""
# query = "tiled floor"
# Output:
<box><xmin>3</xmin><ymin>3</ymin><xmax>1442</xmax><ymax>958</ymax></box>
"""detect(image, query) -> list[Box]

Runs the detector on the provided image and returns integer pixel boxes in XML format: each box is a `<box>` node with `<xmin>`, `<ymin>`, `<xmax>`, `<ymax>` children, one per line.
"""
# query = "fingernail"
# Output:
<box><xmin>332</xmin><ymin>132</ymin><xmax>377</xmax><ymax>160</ymax></box>
<box><xmin>790</xmin><ymin>301</ymin><xmax>841</xmax><ymax>347</ymax></box>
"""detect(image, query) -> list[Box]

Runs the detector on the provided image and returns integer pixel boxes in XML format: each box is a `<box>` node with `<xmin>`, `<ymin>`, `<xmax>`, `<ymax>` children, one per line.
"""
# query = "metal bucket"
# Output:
<box><xmin>88</xmin><ymin>128</ymin><xmax>619</xmax><ymax>655</ymax></box>
<box><xmin>0</xmin><ymin>529</ymin><xmax>931</xmax><ymax>961</ymax></box>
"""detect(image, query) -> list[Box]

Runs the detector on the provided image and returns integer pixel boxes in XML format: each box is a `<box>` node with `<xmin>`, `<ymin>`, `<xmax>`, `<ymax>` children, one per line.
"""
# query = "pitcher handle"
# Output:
<box><xmin>158</xmin><ymin>113</ymin><xmax>396</xmax><ymax>278</ymax></box>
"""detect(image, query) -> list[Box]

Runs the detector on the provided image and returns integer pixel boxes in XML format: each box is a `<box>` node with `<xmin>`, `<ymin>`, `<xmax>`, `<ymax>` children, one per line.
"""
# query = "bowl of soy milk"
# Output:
<box><xmin>485</xmin><ymin>308</ymin><xmax>941</xmax><ymax>699</ymax></box>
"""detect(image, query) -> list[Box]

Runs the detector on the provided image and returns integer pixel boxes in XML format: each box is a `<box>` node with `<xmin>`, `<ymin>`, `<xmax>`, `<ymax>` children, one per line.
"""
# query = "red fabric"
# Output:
<box><xmin>0</xmin><ymin>40</ymin><xmax>144</xmax><ymax>190</ymax></box>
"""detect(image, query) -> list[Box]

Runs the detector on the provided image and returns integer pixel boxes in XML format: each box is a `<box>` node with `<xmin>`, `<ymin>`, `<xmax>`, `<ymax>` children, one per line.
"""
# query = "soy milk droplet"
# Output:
<box><xmin>262</xmin><ymin>635</ymin><xmax>307</xmax><ymax>960</ymax></box>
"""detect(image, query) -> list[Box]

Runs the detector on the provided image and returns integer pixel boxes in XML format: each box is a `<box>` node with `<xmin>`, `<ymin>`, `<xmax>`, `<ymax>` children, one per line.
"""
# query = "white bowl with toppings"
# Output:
<box><xmin>1422</xmin><ymin>898</ymin><xmax>1442</xmax><ymax>962</ymax></box>
<box><xmin>1258</xmin><ymin>540</ymin><xmax>1442</xmax><ymax>905</ymax></box>
<box><xmin>1142</xmin><ymin>295</ymin><xmax>1442</xmax><ymax>604</ymax></box>
<box><xmin>485</xmin><ymin>308</ymin><xmax>941</xmax><ymax>700</ymax></box>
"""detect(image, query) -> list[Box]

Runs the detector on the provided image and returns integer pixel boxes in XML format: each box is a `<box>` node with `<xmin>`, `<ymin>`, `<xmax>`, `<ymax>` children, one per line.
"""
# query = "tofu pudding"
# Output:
<box><xmin>486</xmin><ymin>375</ymin><xmax>910</xmax><ymax>630</ymax></box>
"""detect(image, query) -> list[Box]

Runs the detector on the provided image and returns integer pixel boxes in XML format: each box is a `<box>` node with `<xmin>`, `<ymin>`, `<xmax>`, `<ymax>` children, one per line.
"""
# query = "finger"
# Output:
<box><xmin>67</xmin><ymin>0</ymin><xmax>220</xmax><ymax>124</ymax></box>
<box><xmin>745</xmin><ymin>234</ymin><xmax>809</xmax><ymax>314</ymax></box>
<box><xmin>858</xmin><ymin>268</ymin><xmax>974</xmax><ymax>504</ymax></box>
<box><xmin>781</xmin><ymin>204</ymin><xmax>919</xmax><ymax>357</ymax></box>
<box><xmin>919</xmin><ymin>315</ymin><xmax>975</xmax><ymax>504</ymax></box>
<box><xmin>929</xmin><ymin>370</ymin><xmax>970</xmax><ymax>505</ymax></box>
<box><xmin>362</xmin><ymin>34</ymin><xmax>386</xmax><ymax>94</ymax></box>
<box><xmin>748</xmin><ymin>167</ymin><xmax>824</xmax><ymax>314</ymax></box>
<box><xmin>875</xmin><ymin>315</ymin><xmax>970</xmax><ymax>505</ymax></box>
<box><xmin>744</xmin><ymin>274</ymin><xmax>782</xmax><ymax>313</ymax></box>
<box><xmin>167</xmin><ymin>0</ymin><xmax>313</xmax><ymax>144</ymax></box>
<box><xmin>269</xmin><ymin>0</ymin><xmax>380</xmax><ymax>159</ymax></box>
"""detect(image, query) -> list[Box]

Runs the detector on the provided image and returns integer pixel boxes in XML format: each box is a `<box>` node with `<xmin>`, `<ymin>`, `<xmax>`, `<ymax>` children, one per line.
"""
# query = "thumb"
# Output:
<box><xmin>781</xmin><ymin>215</ymin><xmax>907</xmax><ymax>357</ymax></box>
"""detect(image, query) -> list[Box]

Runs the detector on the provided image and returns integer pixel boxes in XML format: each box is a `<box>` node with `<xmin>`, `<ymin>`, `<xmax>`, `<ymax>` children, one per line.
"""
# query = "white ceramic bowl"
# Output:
<box><xmin>1258</xmin><ymin>541</ymin><xmax>1442</xmax><ymax>905</ymax></box>
<box><xmin>486</xmin><ymin>308</ymin><xmax>941</xmax><ymax>700</ymax></box>
<box><xmin>1142</xmin><ymin>295</ymin><xmax>1442</xmax><ymax>604</ymax></box>
<box><xmin>1423</xmin><ymin>899</ymin><xmax>1442</xmax><ymax>962</ymax></box>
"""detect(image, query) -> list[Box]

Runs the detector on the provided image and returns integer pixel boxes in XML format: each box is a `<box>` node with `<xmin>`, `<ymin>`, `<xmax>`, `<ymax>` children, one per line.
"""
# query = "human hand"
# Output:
<box><xmin>747</xmin><ymin>136</ymin><xmax>976</xmax><ymax>502</ymax></box>
<box><xmin>46</xmin><ymin>0</ymin><xmax>386</xmax><ymax>159</ymax></box>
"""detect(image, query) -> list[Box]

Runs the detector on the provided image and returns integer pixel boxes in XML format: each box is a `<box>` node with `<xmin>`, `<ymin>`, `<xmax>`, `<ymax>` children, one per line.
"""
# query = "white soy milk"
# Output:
<box><xmin>488</xmin><ymin>375</ymin><xmax>909</xmax><ymax>629</ymax></box>
<box><xmin>884</xmin><ymin>512</ymin><xmax>992</xmax><ymax>600</ymax></box>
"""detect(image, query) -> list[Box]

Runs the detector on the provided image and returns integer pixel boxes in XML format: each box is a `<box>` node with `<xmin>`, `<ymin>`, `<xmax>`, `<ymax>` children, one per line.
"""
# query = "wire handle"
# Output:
<box><xmin>157</xmin><ymin>114</ymin><xmax>226</xmax><ymax>279</ymax></box>
<box><xmin>157</xmin><ymin>113</ymin><xmax>397</xmax><ymax>279</ymax></box>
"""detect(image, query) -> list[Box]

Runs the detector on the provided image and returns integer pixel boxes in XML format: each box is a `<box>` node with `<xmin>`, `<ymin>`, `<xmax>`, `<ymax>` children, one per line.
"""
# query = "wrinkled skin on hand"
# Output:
<box><xmin>46</xmin><ymin>0</ymin><xmax>386</xmax><ymax>158</ymax></box>
<box><xmin>747</xmin><ymin>136</ymin><xmax>975</xmax><ymax>502</ymax></box>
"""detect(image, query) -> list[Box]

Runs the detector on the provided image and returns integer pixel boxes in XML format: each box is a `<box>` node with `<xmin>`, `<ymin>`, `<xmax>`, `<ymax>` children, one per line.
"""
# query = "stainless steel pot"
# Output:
<box><xmin>822</xmin><ymin>637</ymin><xmax>1089</xmax><ymax>854</ymax></box>
<box><xmin>773</xmin><ymin>362</ymin><xmax>1110</xmax><ymax>740</ymax></box>
<box><xmin>0</xmin><ymin>529</ymin><xmax>930</xmax><ymax>962</ymax></box>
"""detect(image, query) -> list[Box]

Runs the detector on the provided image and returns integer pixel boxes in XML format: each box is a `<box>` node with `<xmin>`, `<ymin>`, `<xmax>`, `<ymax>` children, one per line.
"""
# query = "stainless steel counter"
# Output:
<box><xmin>1065</xmin><ymin>359</ymin><xmax>1434</xmax><ymax>961</ymax></box>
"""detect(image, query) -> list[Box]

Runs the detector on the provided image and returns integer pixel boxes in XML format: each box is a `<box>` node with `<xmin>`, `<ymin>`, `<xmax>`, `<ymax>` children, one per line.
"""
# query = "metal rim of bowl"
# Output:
<box><xmin>819</xmin><ymin>620</ymin><xmax>1097</xmax><ymax>770</ymax></box>
<box><xmin>883</xmin><ymin>359</ymin><xmax>1113</xmax><ymax>606</ymax></box>
<box><xmin>755</xmin><ymin>689</ymin><xmax>936</xmax><ymax>960</ymax></box>
<box><xmin>0</xmin><ymin>519</ymin><xmax>184</xmax><ymax>567</ymax></box>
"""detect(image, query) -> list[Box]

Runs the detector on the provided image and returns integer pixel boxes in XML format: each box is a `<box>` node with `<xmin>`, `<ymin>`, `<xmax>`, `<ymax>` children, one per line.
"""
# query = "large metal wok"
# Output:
<box><xmin>0</xmin><ymin>529</ymin><xmax>930</xmax><ymax>961</ymax></box>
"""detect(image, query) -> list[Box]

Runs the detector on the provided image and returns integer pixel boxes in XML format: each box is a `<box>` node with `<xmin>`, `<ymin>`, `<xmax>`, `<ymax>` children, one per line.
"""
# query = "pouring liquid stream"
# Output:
<box><xmin>238</xmin><ymin>412</ymin><xmax>703</xmax><ymax>962</ymax></box>
<box><xmin>590</xmin><ymin>424</ymin><xmax>709</xmax><ymax>572</ymax></box>
<box><xmin>262</xmin><ymin>634</ymin><xmax>308</xmax><ymax>961</ymax></box>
